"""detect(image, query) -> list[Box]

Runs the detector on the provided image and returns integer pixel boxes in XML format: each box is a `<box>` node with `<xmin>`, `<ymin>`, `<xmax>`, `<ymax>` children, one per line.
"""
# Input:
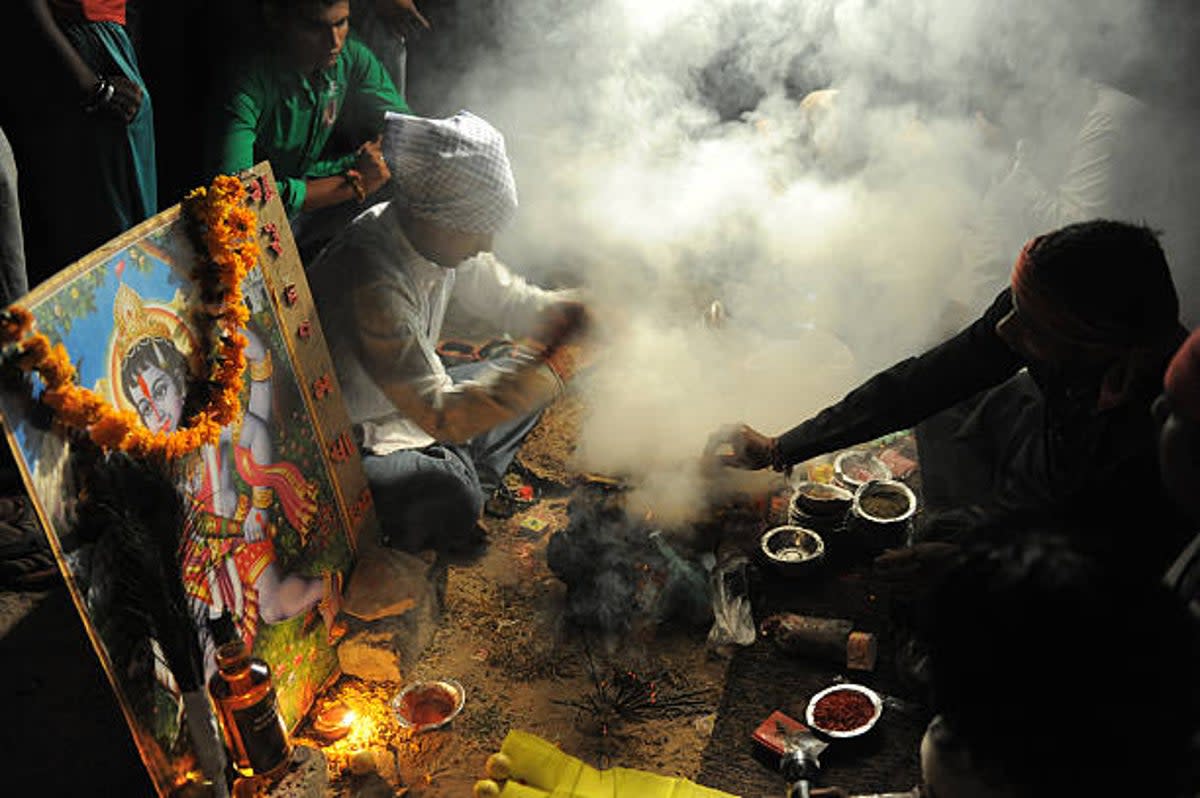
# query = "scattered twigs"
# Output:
<box><xmin>554</xmin><ymin>641</ymin><xmax>710</xmax><ymax>732</ymax></box>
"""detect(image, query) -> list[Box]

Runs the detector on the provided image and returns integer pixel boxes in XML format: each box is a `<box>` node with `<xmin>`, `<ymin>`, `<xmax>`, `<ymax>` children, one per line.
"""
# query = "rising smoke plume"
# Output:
<box><xmin>416</xmin><ymin>0</ymin><xmax>1200</xmax><ymax>524</ymax></box>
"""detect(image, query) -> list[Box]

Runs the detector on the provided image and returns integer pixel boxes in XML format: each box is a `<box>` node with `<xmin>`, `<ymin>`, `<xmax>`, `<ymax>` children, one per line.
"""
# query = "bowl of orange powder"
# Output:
<box><xmin>391</xmin><ymin>679</ymin><xmax>465</xmax><ymax>733</ymax></box>
<box><xmin>804</xmin><ymin>683</ymin><xmax>883</xmax><ymax>738</ymax></box>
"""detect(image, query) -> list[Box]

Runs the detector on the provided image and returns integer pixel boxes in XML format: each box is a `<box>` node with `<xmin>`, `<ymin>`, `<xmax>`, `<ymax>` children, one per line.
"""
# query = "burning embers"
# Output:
<box><xmin>546</xmin><ymin>491</ymin><xmax>713</xmax><ymax>641</ymax></box>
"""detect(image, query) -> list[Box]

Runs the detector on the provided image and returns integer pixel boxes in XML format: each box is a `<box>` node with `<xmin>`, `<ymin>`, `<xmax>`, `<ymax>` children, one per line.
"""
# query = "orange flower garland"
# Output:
<box><xmin>0</xmin><ymin>174</ymin><xmax>260</xmax><ymax>459</ymax></box>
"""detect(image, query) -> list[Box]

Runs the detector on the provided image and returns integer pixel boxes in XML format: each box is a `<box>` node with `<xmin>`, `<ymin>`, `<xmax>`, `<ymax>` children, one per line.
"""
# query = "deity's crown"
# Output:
<box><xmin>111</xmin><ymin>281</ymin><xmax>200</xmax><ymax>386</ymax></box>
<box><xmin>113</xmin><ymin>282</ymin><xmax>178</xmax><ymax>357</ymax></box>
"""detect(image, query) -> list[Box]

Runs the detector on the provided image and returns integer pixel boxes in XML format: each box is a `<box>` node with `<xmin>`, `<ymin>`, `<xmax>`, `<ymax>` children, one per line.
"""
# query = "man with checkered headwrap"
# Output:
<box><xmin>310</xmin><ymin>110</ymin><xmax>590</xmax><ymax>553</ymax></box>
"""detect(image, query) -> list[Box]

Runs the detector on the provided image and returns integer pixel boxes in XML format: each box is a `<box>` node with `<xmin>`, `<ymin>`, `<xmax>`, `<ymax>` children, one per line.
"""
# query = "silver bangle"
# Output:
<box><xmin>82</xmin><ymin>77</ymin><xmax>114</xmax><ymax>113</ymax></box>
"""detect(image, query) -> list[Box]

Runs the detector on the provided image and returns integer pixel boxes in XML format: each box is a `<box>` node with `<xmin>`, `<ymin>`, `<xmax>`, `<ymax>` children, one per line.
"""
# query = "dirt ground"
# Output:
<box><xmin>0</xmin><ymin>388</ymin><xmax>736</xmax><ymax>798</ymax></box>
<box><xmin>292</xmin><ymin>392</ymin><xmax>733</xmax><ymax>797</ymax></box>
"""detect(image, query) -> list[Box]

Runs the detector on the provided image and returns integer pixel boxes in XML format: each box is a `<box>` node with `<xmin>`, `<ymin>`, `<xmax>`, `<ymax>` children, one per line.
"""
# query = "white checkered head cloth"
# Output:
<box><xmin>382</xmin><ymin>110</ymin><xmax>518</xmax><ymax>235</ymax></box>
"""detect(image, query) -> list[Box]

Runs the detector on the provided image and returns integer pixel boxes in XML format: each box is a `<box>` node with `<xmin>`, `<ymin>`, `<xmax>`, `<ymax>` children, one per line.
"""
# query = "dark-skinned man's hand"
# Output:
<box><xmin>529</xmin><ymin>299</ymin><xmax>590</xmax><ymax>352</ymax></box>
<box><xmin>874</xmin><ymin>541</ymin><xmax>963</xmax><ymax>592</ymax></box>
<box><xmin>528</xmin><ymin>300</ymin><xmax>593</xmax><ymax>382</ymax></box>
<box><xmin>97</xmin><ymin>75</ymin><xmax>143</xmax><ymax>124</ymax></box>
<box><xmin>354</xmin><ymin>137</ymin><xmax>391</xmax><ymax>196</ymax></box>
<box><xmin>705</xmin><ymin>422</ymin><xmax>777</xmax><ymax>470</ymax></box>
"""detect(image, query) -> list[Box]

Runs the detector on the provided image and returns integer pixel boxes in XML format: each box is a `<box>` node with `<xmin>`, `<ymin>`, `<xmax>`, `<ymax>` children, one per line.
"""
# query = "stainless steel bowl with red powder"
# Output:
<box><xmin>804</xmin><ymin>683</ymin><xmax>883</xmax><ymax>738</ymax></box>
<box><xmin>390</xmin><ymin>679</ymin><xmax>466</xmax><ymax>733</ymax></box>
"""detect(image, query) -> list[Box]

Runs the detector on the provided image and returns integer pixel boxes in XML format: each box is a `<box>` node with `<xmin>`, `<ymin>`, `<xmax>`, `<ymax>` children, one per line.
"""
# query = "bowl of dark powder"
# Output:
<box><xmin>849</xmin><ymin>479</ymin><xmax>917</xmax><ymax>552</ymax></box>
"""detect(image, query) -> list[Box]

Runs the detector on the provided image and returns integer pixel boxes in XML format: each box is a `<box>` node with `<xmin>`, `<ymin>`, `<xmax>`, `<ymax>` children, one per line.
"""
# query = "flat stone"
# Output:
<box><xmin>342</xmin><ymin>547</ymin><xmax>436</xmax><ymax>622</ymax></box>
<box><xmin>337</xmin><ymin>561</ymin><xmax>444</xmax><ymax>683</ymax></box>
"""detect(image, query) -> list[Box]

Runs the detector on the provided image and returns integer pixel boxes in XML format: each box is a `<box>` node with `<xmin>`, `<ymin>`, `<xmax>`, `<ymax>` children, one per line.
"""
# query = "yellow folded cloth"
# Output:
<box><xmin>476</xmin><ymin>730</ymin><xmax>739</xmax><ymax>798</ymax></box>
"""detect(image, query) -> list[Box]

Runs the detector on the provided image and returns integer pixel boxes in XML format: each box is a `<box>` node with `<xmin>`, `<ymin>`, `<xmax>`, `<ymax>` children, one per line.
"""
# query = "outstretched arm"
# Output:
<box><xmin>232</xmin><ymin>368</ymin><xmax>320</xmax><ymax>541</ymax></box>
<box><xmin>771</xmin><ymin>290</ymin><xmax>1020</xmax><ymax>466</ymax></box>
<box><xmin>712</xmin><ymin>290</ymin><xmax>1022</xmax><ymax>472</ymax></box>
<box><xmin>352</xmin><ymin>279</ymin><xmax>590</xmax><ymax>445</ymax></box>
<box><xmin>237</xmin><ymin>414</ymin><xmax>273</xmax><ymax>542</ymax></box>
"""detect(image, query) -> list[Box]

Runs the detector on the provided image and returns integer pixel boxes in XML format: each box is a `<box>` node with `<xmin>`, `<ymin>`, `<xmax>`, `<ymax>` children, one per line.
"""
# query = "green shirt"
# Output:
<box><xmin>215</xmin><ymin>36</ymin><xmax>410</xmax><ymax>216</ymax></box>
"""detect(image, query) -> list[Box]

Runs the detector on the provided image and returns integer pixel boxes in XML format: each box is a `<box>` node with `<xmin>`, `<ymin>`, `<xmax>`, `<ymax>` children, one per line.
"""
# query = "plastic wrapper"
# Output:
<box><xmin>707</xmin><ymin>550</ymin><xmax>755</xmax><ymax>651</ymax></box>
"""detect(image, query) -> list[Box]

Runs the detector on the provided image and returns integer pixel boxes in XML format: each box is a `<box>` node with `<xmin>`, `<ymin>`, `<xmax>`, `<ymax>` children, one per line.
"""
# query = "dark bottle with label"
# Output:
<box><xmin>207</xmin><ymin>614</ymin><xmax>291</xmax><ymax>778</ymax></box>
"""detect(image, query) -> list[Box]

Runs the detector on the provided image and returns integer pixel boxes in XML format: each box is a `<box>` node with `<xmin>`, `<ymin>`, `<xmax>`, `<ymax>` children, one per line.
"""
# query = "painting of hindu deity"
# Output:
<box><xmin>0</xmin><ymin>164</ymin><xmax>375</xmax><ymax>796</ymax></box>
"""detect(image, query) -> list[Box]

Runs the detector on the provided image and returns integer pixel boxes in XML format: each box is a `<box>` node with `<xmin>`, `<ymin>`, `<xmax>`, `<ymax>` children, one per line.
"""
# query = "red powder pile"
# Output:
<box><xmin>400</xmin><ymin>684</ymin><xmax>457</xmax><ymax>726</ymax></box>
<box><xmin>812</xmin><ymin>688</ymin><xmax>876</xmax><ymax>732</ymax></box>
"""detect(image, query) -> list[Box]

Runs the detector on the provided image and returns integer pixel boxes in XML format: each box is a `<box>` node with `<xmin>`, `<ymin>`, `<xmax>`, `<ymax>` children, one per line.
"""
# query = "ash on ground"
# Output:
<box><xmin>547</xmin><ymin>489</ymin><xmax>715</xmax><ymax>644</ymax></box>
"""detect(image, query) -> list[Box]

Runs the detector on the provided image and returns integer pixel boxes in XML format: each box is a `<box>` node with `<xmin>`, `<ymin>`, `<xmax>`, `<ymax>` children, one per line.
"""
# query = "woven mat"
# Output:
<box><xmin>697</xmin><ymin>507</ymin><xmax>931</xmax><ymax>797</ymax></box>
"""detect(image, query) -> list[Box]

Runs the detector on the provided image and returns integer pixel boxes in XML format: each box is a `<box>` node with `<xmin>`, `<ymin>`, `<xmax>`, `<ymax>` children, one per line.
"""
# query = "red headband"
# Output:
<box><xmin>1010</xmin><ymin>236</ymin><xmax>1167</xmax><ymax>351</ymax></box>
<box><xmin>1165</xmin><ymin>327</ymin><xmax>1200</xmax><ymax>423</ymax></box>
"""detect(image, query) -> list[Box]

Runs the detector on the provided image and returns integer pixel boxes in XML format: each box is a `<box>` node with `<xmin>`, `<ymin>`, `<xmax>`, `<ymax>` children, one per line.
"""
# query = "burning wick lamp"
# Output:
<box><xmin>310</xmin><ymin>703</ymin><xmax>358</xmax><ymax>744</ymax></box>
<box><xmin>308</xmin><ymin>695</ymin><xmax>389</xmax><ymax>776</ymax></box>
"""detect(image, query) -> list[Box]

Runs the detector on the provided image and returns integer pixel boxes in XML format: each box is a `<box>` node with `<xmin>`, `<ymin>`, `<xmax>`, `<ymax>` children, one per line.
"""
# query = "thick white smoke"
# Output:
<box><xmin>414</xmin><ymin>0</ymin><xmax>1200</xmax><ymax>524</ymax></box>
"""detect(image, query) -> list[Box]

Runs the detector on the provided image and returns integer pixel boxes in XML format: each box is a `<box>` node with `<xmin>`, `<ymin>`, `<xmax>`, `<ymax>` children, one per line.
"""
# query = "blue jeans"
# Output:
<box><xmin>362</xmin><ymin>358</ymin><xmax>541</xmax><ymax>552</ymax></box>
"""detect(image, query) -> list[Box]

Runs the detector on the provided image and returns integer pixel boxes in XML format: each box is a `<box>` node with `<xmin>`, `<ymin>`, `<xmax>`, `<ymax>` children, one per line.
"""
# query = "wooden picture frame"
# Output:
<box><xmin>0</xmin><ymin>163</ymin><xmax>376</xmax><ymax>795</ymax></box>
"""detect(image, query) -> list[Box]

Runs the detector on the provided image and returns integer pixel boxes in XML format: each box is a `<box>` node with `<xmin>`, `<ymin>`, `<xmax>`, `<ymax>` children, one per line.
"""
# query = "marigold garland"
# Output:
<box><xmin>0</xmin><ymin>174</ymin><xmax>260</xmax><ymax>459</ymax></box>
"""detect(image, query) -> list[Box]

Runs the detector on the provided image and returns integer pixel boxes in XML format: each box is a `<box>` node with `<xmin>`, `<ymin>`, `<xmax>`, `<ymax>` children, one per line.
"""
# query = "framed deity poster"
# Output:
<box><xmin>0</xmin><ymin>163</ymin><xmax>376</xmax><ymax>795</ymax></box>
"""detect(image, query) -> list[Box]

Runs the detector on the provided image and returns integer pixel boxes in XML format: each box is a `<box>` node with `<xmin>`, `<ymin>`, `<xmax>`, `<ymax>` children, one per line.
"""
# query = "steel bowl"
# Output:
<box><xmin>848</xmin><ymin>479</ymin><xmax>918</xmax><ymax>553</ymax></box>
<box><xmin>851</xmin><ymin>479</ymin><xmax>917</xmax><ymax>524</ymax></box>
<box><xmin>805</xmin><ymin>683</ymin><xmax>884</xmax><ymax>739</ymax></box>
<box><xmin>833</xmin><ymin>450</ymin><xmax>892</xmax><ymax>490</ymax></box>
<box><xmin>759</xmin><ymin>525</ymin><xmax>826</xmax><ymax>577</ymax></box>
<box><xmin>390</xmin><ymin>679</ymin><xmax>465</xmax><ymax>733</ymax></box>
<box><xmin>790</xmin><ymin>480</ymin><xmax>854</xmax><ymax>519</ymax></box>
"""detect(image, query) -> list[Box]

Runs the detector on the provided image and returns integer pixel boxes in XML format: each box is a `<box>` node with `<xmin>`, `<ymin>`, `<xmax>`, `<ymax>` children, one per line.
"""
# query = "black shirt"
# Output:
<box><xmin>774</xmin><ymin>288</ymin><xmax>1190</xmax><ymax>574</ymax></box>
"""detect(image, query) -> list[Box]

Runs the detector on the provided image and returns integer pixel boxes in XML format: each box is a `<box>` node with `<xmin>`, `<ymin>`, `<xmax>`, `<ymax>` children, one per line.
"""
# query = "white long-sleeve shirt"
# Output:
<box><xmin>954</xmin><ymin>81</ymin><xmax>1155</xmax><ymax>310</ymax></box>
<box><xmin>311</xmin><ymin>201</ymin><xmax>573</xmax><ymax>454</ymax></box>
<box><xmin>995</xmin><ymin>81</ymin><xmax>1148</xmax><ymax>230</ymax></box>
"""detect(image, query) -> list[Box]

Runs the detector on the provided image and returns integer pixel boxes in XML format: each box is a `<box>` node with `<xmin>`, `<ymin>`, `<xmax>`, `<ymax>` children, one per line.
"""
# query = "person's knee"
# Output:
<box><xmin>370</xmin><ymin>469</ymin><xmax>482</xmax><ymax>553</ymax></box>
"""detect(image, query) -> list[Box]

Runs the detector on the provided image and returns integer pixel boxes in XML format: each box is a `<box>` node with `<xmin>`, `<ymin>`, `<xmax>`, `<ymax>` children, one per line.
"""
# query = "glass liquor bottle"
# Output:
<box><xmin>207</xmin><ymin>615</ymin><xmax>291</xmax><ymax>778</ymax></box>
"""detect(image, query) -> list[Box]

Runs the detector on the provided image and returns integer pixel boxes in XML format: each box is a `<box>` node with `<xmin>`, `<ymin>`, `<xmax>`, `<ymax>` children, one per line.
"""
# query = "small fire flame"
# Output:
<box><xmin>319</xmin><ymin>698</ymin><xmax>387</xmax><ymax>758</ymax></box>
<box><xmin>303</xmin><ymin>682</ymin><xmax>409</xmax><ymax>775</ymax></box>
<box><xmin>337</xmin><ymin>709</ymin><xmax>376</xmax><ymax>752</ymax></box>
